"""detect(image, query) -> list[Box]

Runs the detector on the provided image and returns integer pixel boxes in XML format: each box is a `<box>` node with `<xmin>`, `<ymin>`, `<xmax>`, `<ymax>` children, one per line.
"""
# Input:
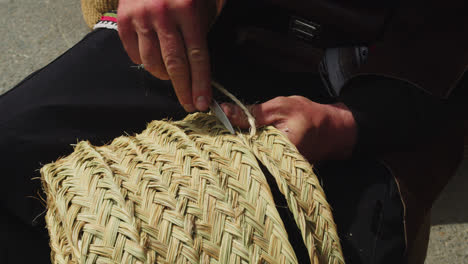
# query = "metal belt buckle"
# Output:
<box><xmin>289</xmin><ymin>16</ymin><xmax>321</xmax><ymax>43</ymax></box>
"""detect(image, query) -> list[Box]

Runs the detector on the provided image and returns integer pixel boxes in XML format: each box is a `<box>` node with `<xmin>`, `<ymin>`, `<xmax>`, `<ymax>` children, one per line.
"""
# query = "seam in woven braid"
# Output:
<box><xmin>170</xmin><ymin>114</ymin><xmax>299</xmax><ymax>263</ymax></box>
<box><xmin>248</xmin><ymin>126</ymin><xmax>345</xmax><ymax>264</ymax></box>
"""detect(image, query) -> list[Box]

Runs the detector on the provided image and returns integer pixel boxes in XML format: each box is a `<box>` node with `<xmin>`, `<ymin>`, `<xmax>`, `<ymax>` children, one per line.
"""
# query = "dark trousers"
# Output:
<box><xmin>1</xmin><ymin>29</ymin><xmax>405</xmax><ymax>263</ymax></box>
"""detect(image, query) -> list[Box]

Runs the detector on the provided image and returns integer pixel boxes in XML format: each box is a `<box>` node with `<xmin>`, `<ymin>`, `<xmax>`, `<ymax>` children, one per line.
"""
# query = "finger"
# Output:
<box><xmin>221</xmin><ymin>101</ymin><xmax>281</xmax><ymax>129</ymax></box>
<box><xmin>220</xmin><ymin>103</ymin><xmax>248</xmax><ymax>128</ymax></box>
<box><xmin>152</xmin><ymin>7</ymin><xmax>193</xmax><ymax>112</ymax></box>
<box><xmin>134</xmin><ymin>21</ymin><xmax>169</xmax><ymax>79</ymax></box>
<box><xmin>175</xmin><ymin>1</ymin><xmax>212</xmax><ymax>111</ymax></box>
<box><xmin>117</xmin><ymin>7</ymin><xmax>142</xmax><ymax>65</ymax></box>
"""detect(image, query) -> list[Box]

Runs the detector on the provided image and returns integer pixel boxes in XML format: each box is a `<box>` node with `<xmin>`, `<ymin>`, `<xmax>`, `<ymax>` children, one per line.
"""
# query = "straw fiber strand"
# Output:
<box><xmin>42</xmin><ymin>113</ymin><xmax>344</xmax><ymax>263</ymax></box>
<box><xmin>81</xmin><ymin>0</ymin><xmax>118</xmax><ymax>28</ymax></box>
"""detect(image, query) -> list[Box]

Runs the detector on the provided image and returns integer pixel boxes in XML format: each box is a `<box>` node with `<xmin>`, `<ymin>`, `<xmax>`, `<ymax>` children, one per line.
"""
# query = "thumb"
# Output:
<box><xmin>220</xmin><ymin>101</ymin><xmax>281</xmax><ymax>129</ymax></box>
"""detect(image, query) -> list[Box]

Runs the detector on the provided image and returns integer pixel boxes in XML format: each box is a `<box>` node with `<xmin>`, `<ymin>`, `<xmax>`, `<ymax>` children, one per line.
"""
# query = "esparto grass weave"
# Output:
<box><xmin>41</xmin><ymin>113</ymin><xmax>344</xmax><ymax>264</ymax></box>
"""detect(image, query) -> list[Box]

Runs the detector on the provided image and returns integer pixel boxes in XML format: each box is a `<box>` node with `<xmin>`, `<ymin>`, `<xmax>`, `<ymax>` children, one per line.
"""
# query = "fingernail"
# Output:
<box><xmin>196</xmin><ymin>96</ymin><xmax>209</xmax><ymax>111</ymax></box>
<box><xmin>183</xmin><ymin>104</ymin><xmax>196</xmax><ymax>112</ymax></box>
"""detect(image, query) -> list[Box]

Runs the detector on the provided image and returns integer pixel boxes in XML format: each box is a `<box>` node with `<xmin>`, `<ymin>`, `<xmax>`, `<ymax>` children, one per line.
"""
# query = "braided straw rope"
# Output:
<box><xmin>41</xmin><ymin>113</ymin><xmax>344</xmax><ymax>264</ymax></box>
<box><xmin>81</xmin><ymin>0</ymin><xmax>118</xmax><ymax>29</ymax></box>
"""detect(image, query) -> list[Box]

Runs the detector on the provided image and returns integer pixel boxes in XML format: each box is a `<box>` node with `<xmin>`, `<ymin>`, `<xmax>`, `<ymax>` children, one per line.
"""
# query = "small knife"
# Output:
<box><xmin>209</xmin><ymin>100</ymin><xmax>235</xmax><ymax>134</ymax></box>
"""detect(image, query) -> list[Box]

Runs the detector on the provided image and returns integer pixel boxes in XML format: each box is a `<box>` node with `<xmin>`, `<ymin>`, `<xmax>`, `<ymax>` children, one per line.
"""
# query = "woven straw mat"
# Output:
<box><xmin>41</xmin><ymin>112</ymin><xmax>344</xmax><ymax>264</ymax></box>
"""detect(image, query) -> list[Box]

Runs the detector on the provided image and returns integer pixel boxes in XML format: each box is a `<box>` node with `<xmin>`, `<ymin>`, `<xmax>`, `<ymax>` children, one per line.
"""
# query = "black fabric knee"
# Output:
<box><xmin>315</xmin><ymin>159</ymin><xmax>406</xmax><ymax>264</ymax></box>
<box><xmin>1</xmin><ymin>29</ymin><xmax>185</xmax><ymax>263</ymax></box>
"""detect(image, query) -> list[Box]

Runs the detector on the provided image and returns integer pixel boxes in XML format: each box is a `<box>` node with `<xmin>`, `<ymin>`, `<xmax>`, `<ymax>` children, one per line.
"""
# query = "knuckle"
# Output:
<box><xmin>173</xmin><ymin>0</ymin><xmax>195</xmax><ymax>10</ymax></box>
<box><xmin>117</xmin><ymin>13</ymin><xmax>131</xmax><ymax>27</ymax></box>
<box><xmin>129</xmin><ymin>11</ymin><xmax>153</xmax><ymax>34</ymax></box>
<box><xmin>149</xmin><ymin>0</ymin><xmax>169</xmax><ymax>15</ymax></box>
<box><xmin>133</xmin><ymin>4</ymin><xmax>149</xmax><ymax>18</ymax></box>
<box><xmin>273</xmin><ymin>96</ymin><xmax>288</xmax><ymax>106</ymax></box>
<box><xmin>158</xmin><ymin>29</ymin><xmax>177</xmax><ymax>44</ymax></box>
<box><xmin>164</xmin><ymin>55</ymin><xmax>187</xmax><ymax>75</ymax></box>
<box><xmin>188</xmin><ymin>48</ymin><xmax>207</xmax><ymax>63</ymax></box>
<box><xmin>291</xmin><ymin>95</ymin><xmax>311</xmax><ymax>108</ymax></box>
<box><xmin>136</xmin><ymin>23</ymin><xmax>153</xmax><ymax>35</ymax></box>
<box><xmin>289</xmin><ymin>95</ymin><xmax>306</xmax><ymax>102</ymax></box>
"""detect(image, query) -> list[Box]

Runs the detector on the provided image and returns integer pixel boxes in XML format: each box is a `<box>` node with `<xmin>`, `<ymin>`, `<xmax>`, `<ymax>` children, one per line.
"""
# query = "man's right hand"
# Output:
<box><xmin>117</xmin><ymin>0</ymin><xmax>220</xmax><ymax>112</ymax></box>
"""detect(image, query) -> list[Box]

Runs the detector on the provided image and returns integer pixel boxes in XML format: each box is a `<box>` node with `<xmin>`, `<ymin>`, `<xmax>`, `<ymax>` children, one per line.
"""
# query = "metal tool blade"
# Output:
<box><xmin>209</xmin><ymin>100</ymin><xmax>235</xmax><ymax>134</ymax></box>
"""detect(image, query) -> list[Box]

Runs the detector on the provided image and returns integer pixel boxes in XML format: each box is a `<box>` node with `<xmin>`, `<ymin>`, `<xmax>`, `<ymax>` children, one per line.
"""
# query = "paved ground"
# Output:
<box><xmin>2</xmin><ymin>0</ymin><xmax>467</xmax><ymax>263</ymax></box>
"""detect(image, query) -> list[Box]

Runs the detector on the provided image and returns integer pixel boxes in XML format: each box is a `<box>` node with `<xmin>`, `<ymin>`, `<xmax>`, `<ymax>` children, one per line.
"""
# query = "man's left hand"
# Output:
<box><xmin>221</xmin><ymin>96</ymin><xmax>357</xmax><ymax>162</ymax></box>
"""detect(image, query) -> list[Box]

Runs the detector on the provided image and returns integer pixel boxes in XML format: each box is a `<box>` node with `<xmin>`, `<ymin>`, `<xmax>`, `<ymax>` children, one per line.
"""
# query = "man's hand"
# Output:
<box><xmin>117</xmin><ymin>0</ymin><xmax>219</xmax><ymax>112</ymax></box>
<box><xmin>221</xmin><ymin>96</ymin><xmax>357</xmax><ymax>162</ymax></box>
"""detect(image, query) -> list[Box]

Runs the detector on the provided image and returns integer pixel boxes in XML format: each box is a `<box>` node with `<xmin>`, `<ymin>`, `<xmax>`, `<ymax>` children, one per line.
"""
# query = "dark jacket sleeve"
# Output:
<box><xmin>353</xmin><ymin>0</ymin><xmax>468</xmax><ymax>98</ymax></box>
<box><xmin>337</xmin><ymin>0</ymin><xmax>468</xmax><ymax>156</ymax></box>
<box><xmin>339</xmin><ymin>75</ymin><xmax>462</xmax><ymax>157</ymax></box>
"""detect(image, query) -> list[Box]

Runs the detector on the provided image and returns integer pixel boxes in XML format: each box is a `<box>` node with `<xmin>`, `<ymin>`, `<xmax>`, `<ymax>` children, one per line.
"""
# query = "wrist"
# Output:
<box><xmin>323</xmin><ymin>102</ymin><xmax>357</xmax><ymax>160</ymax></box>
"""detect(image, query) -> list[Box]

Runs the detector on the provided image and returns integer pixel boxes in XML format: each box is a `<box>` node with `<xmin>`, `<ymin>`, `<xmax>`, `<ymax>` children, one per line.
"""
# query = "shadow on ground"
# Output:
<box><xmin>431</xmin><ymin>156</ymin><xmax>468</xmax><ymax>225</ymax></box>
